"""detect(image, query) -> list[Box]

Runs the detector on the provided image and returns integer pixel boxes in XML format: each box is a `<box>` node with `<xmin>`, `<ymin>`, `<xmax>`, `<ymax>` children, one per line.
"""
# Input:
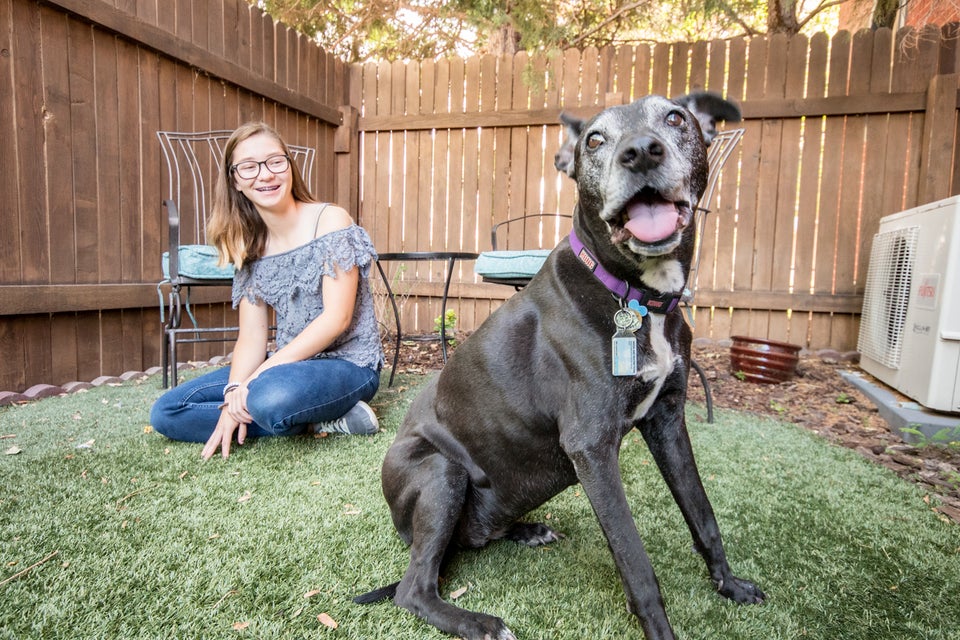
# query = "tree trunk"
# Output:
<box><xmin>485</xmin><ymin>23</ymin><xmax>523</xmax><ymax>55</ymax></box>
<box><xmin>767</xmin><ymin>0</ymin><xmax>801</xmax><ymax>34</ymax></box>
<box><xmin>872</xmin><ymin>0</ymin><xmax>900</xmax><ymax>29</ymax></box>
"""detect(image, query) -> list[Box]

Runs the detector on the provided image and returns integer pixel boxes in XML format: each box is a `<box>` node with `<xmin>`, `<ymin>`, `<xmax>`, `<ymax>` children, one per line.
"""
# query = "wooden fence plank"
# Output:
<box><xmin>729</xmin><ymin>36</ymin><xmax>767</xmax><ymax>338</ymax></box>
<box><xmin>472</xmin><ymin>54</ymin><xmax>499</xmax><ymax>328</ymax></box>
<box><xmin>689</xmin><ymin>40</ymin><xmax>708</xmax><ymax>92</ymax></box>
<box><xmin>68</xmin><ymin>19</ymin><xmax>97</xmax><ymax>282</ymax></box>
<box><xmin>753</xmin><ymin>34</ymin><xmax>790</xmax><ymax>341</ymax></box>
<box><xmin>118</xmin><ymin>37</ymin><xmax>143</xmax><ymax>283</ymax></box>
<box><xmin>524</xmin><ymin>54</ymin><xmax>548</xmax><ymax>246</ymax></box>
<box><xmin>397</xmin><ymin>61</ymin><xmax>422</xmax><ymax>250</ymax></box>
<box><xmin>506</xmin><ymin>52</ymin><xmax>530</xmax><ymax>251</ymax></box>
<box><xmin>25</xmin><ymin>316</ymin><xmax>55</xmax><ymax>388</ymax></box>
<box><xmin>831</xmin><ymin>31</ymin><xmax>875</xmax><ymax>347</ymax></box>
<box><xmin>41</xmin><ymin>9</ymin><xmax>75</xmax><ymax>286</ymax></box>
<box><xmin>691</xmin><ymin>37</ymin><xmax>733</xmax><ymax>341</ymax></box>
<box><xmin>790</xmin><ymin>32</ymin><xmax>829</xmax><ymax>346</ymax></box>
<box><xmin>463</xmin><ymin>56</ymin><xmax>481</xmax><ymax>254</ymax></box>
<box><xmin>768</xmin><ymin>34</ymin><xmax>806</xmax><ymax>344</ymax></box>
<box><xmin>651</xmin><ymin>42</ymin><xmax>670</xmax><ymax>95</ymax></box>
<box><xmin>431</xmin><ymin>57</ymin><xmax>465</xmax><ymax>330</ymax></box>
<box><xmin>855</xmin><ymin>27</ymin><xmax>894</xmax><ymax>302</ymax></box>
<box><xmin>94</xmin><ymin>30</ymin><xmax>123</xmax><ymax>282</ymax></box>
<box><xmin>809</xmin><ymin>31</ymin><xmax>852</xmax><ymax>347</ymax></box>
<box><xmin>410</xmin><ymin>59</ymin><xmax>431</xmax><ymax>254</ymax></box>
<box><xmin>429</xmin><ymin>59</ymin><xmax>451</xmax><ymax>259</ymax></box>
<box><xmin>456</xmin><ymin>56</ymin><xmax>482</xmax><ymax>330</ymax></box>
<box><xmin>0</xmin><ymin>0</ymin><xmax>20</xmax><ymax>284</ymax></box>
<box><xmin>706</xmin><ymin>36</ymin><xmax>746</xmax><ymax>341</ymax></box>
<box><xmin>670</xmin><ymin>41</ymin><xmax>690</xmax><ymax>97</ymax></box>
<box><xmin>613</xmin><ymin>45</ymin><xmax>633</xmax><ymax>98</ymax></box>
<box><xmin>581</xmin><ymin>46</ymin><xmax>599</xmax><ymax>106</ymax></box>
<box><xmin>375</xmin><ymin>61</ymin><xmax>393</xmax><ymax>253</ymax></box>
<box><xmin>224</xmin><ymin>0</ymin><xmax>241</xmax><ymax>70</ymax></box>
<box><xmin>557</xmin><ymin>48</ymin><xmax>580</xmax><ymax>216</ymax></box>
<box><xmin>139</xmin><ymin>49</ymin><xmax>162</xmax><ymax>282</ymax></box>
<box><xmin>360</xmin><ymin>63</ymin><xmax>380</xmax><ymax>241</ymax></box>
<box><xmin>490</xmin><ymin>54</ymin><xmax>514</xmax><ymax>243</ymax></box>
<box><xmin>474</xmin><ymin>53</ymin><xmax>498</xmax><ymax>255</ymax></box>
<box><xmin>13</xmin><ymin>1</ymin><xmax>46</xmax><ymax>284</ymax></box>
<box><xmin>919</xmin><ymin>72</ymin><xmax>960</xmax><ymax>203</ymax></box>
<box><xmin>633</xmin><ymin>43</ymin><xmax>651</xmax><ymax>99</ymax></box>
<box><xmin>542</xmin><ymin>52</ymin><xmax>564</xmax><ymax>242</ymax></box>
<box><xmin>707</xmin><ymin>38</ymin><xmax>726</xmax><ymax>94</ymax></box>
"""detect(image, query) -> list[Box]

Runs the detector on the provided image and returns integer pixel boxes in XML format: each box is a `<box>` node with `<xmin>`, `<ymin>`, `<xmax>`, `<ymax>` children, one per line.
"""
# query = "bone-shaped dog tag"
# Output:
<box><xmin>612</xmin><ymin>328</ymin><xmax>638</xmax><ymax>377</ymax></box>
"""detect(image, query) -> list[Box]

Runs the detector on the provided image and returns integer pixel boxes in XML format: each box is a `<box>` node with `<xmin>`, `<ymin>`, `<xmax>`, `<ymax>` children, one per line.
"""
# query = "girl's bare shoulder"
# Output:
<box><xmin>312</xmin><ymin>203</ymin><xmax>353</xmax><ymax>237</ymax></box>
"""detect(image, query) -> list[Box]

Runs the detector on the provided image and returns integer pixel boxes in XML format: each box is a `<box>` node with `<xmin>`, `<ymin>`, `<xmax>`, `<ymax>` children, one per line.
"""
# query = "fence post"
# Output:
<box><xmin>335</xmin><ymin>104</ymin><xmax>360</xmax><ymax>217</ymax></box>
<box><xmin>918</xmin><ymin>73</ymin><xmax>960</xmax><ymax>204</ymax></box>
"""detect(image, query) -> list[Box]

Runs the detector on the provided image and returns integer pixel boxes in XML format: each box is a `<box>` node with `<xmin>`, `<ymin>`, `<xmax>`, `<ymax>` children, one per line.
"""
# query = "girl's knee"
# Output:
<box><xmin>149</xmin><ymin>399</ymin><xmax>173</xmax><ymax>436</ymax></box>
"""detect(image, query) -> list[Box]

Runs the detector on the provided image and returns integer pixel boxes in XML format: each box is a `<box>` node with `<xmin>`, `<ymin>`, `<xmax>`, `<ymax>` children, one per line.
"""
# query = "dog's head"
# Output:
<box><xmin>572</xmin><ymin>95</ymin><xmax>709</xmax><ymax>272</ymax></box>
<box><xmin>554</xmin><ymin>91</ymin><xmax>740</xmax><ymax>176</ymax></box>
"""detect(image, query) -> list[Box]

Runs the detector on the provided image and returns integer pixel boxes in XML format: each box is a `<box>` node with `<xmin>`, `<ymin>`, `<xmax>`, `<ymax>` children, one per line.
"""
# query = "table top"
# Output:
<box><xmin>378</xmin><ymin>251</ymin><xmax>479</xmax><ymax>261</ymax></box>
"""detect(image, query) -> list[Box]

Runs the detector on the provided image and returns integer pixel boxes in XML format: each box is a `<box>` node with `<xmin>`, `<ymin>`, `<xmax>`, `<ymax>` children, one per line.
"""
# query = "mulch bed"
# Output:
<box><xmin>384</xmin><ymin>333</ymin><xmax>960</xmax><ymax>525</ymax></box>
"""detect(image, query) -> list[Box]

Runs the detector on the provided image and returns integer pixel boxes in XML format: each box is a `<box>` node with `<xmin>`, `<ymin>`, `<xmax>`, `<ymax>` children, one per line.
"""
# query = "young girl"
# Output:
<box><xmin>150</xmin><ymin>122</ymin><xmax>384</xmax><ymax>460</ymax></box>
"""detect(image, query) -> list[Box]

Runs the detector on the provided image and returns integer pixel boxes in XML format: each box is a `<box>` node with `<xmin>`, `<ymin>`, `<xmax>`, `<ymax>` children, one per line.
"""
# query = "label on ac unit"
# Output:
<box><xmin>915</xmin><ymin>273</ymin><xmax>940</xmax><ymax>310</ymax></box>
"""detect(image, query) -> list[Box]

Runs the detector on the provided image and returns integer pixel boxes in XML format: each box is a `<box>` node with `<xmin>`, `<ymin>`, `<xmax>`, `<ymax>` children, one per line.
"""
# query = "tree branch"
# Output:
<box><xmin>570</xmin><ymin>1</ymin><xmax>648</xmax><ymax>48</ymax></box>
<box><xmin>797</xmin><ymin>0</ymin><xmax>847</xmax><ymax>31</ymax></box>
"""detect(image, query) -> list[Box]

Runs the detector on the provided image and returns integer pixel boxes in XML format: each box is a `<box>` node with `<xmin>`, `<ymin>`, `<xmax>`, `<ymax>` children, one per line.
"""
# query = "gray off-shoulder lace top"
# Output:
<box><xmin>232</xmin><ymin>225</ymin><xmax>384</xmax><ymax>371</ymax></box>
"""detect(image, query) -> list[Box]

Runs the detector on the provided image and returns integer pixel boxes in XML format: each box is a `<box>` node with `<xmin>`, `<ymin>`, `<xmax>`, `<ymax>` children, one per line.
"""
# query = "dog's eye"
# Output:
<box><xmin>585</xmin><ymin>132</ymin><xmax>605</xmax><ymax>150</ymax></box>
<box><xmin>666</xmin><ymin>111</ymin><xmax>684</xmax><ymax>127</ymax></box>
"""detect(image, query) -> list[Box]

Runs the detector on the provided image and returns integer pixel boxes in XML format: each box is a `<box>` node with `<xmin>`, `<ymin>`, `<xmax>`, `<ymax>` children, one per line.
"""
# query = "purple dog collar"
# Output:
<box><xmin>568</xmin><ymin>229</ymin><xmax>682</xmax><ymax>314</ymax></box>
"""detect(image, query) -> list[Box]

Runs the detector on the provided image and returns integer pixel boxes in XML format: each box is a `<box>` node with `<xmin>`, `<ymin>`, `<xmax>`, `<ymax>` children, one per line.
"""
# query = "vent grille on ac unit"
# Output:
<box><xmin>858</xmin><ymin>226</ymin><xmax>919</xmax><ymax>369</ymax></box>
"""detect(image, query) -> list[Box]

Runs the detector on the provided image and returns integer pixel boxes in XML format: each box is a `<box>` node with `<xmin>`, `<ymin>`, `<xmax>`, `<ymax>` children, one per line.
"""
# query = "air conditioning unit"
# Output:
<box><xmin>857</xmin><ymin>195</ymin><xmax>960</xmax><ymax>414</ymax></box>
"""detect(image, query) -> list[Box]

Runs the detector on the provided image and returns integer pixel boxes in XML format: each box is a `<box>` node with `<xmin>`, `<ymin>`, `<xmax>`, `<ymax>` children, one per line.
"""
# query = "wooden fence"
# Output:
<box><xmin>0</xmin><ymin>0</ymin><xmax>350</xmax><ymax>392</ymax></box>
<box><xmin>358</xmin><ymin>25</ymin><xmax>960</xmax><ymax>352</ymax></box>
<box><xmin>3</xmin><ymin>0</ymin><xmax>960</xmax><ymax>393</ymax></box>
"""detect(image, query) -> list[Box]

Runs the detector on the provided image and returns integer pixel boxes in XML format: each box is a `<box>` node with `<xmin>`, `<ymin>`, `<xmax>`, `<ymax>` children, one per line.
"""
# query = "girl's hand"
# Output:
<box><xmin>224</xmin><ymin>383</ymin><xmax>254</xmax><ymax>425</ymax></box>
<box><xmin>202</xmin><ymin>411</ymin><xmax>248</xmax><ymax>461</ymax></box>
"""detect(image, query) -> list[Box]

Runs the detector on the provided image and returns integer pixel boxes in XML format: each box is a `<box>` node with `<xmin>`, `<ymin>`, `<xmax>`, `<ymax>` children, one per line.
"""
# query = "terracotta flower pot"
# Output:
<box><xmin>729</xmin><ymin>335</ymin><xmax>801</xmax><ymax>384</ymax></box>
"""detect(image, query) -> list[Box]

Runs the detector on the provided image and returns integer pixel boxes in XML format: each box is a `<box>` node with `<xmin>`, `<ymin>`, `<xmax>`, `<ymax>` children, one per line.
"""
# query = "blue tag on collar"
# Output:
<box><xmin>628</xmin><ymin>299</ymin><xmax>648</xmax><ymax>317</ymax></box>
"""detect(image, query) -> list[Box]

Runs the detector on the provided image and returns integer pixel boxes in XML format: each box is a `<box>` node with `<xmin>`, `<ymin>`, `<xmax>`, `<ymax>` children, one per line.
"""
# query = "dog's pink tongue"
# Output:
<box><xmin>624</xmin><ymin>200</ymin><xmax>680</xmax><ymax>243</ymax></box>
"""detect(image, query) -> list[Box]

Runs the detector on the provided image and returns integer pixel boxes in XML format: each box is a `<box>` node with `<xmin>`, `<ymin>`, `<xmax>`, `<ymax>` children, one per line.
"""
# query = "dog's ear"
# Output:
<box><xmin>673</xmin><ymin>91</ymin><xmax>741</xmax><ymax>146</ymax></box>
<box><xmin>554</xmin><ymin>112</ymin><xmax>585</xmax><ymax>177</ymax></box>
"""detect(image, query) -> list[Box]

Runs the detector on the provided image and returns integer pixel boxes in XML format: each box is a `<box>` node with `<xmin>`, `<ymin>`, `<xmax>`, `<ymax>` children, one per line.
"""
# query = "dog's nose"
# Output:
<box><xmin>618</xmin><ymin>135</ymin><xmax>664</xmax><ymax>172</ymax></box>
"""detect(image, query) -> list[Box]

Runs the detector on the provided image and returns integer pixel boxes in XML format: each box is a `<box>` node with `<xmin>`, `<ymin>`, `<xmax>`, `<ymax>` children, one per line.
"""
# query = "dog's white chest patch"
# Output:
<box><xmin>631</xmin><ymin>315</ymin><xmax>678</xmax><ymax>421</ymax></box>
<box><xmin>641</xmin><ymin>260</ymin><xmax>685</xmax><ymax>294</ymax></box>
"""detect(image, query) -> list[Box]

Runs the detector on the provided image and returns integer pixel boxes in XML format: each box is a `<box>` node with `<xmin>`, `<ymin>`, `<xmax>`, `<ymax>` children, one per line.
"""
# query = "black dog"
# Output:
<box><xmin>356</xmin><ymin>95</ymin><xmax>764</xmax><ymax>640</ymax></box>
<box><xmin>553</xmin><ymin>90</ymin><xmax>741</xmax><ymax>176</ymax></box>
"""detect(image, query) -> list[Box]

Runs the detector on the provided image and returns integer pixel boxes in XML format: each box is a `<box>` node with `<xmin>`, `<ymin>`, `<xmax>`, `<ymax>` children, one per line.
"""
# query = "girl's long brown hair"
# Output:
<box><xmin>207</xmin><ymin>122</ymin><xmax>316</xmax><ymax>268</ymax></box>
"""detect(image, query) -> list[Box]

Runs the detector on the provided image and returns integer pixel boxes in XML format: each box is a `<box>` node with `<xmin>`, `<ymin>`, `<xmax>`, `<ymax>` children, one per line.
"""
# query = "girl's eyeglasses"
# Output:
<box><xmin>231</xmin><ymin>154</ymin><xmax>290</xmax><ymax>179</ymax></box>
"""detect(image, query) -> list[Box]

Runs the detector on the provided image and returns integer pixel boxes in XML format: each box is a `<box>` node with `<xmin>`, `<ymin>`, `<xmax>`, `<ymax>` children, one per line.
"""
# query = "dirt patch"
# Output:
<box><xmin>383</xmin><ymin>333</ymin><xmax>960</xmax><ymax>525</ymax></box>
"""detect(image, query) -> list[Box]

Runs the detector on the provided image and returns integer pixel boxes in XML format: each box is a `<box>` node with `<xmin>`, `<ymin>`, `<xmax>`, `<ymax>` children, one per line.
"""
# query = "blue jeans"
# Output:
<box><xmin>150</xmin><ymin>359</ymin><xmax>380</xmax><ymax>443</ymax></box>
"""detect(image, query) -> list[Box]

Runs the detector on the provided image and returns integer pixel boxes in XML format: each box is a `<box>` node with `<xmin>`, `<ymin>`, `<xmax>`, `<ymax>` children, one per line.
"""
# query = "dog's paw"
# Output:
<box><xmin>457</xmin><ymin>614</ymin><xmax>516</xmax><ymax>640</ymax></box>
<box><xmin>715</xmin><ymin>575</ymin><xmax>766</xmax><ymax>604</ymax></box>
<box><xmin>504</xmin><ymin>522</ymin><xmax>565</xmax><ymax>547</ymax></box>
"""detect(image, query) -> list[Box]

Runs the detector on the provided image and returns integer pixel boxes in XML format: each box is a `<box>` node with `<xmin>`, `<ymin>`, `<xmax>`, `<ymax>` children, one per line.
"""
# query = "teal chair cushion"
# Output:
<box><xmin>162</xmin><ymin>244</ymin><xmax>235</xmax><ymax>280</ymax></box>
<box><xmin>475</xmin><ymin>249</ymin><xmax>552</xmax><ymax>280</ymax></box>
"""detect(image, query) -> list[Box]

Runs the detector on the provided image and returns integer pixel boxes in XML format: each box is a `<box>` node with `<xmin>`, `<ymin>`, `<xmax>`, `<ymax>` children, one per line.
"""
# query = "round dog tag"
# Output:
<box><xmin>614</xmin><ymin>308</ymin><xmax>642</xmax><ymax>332</ymax></box>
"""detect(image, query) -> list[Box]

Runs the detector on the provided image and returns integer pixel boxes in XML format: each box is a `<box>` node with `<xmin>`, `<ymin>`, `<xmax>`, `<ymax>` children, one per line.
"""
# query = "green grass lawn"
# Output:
<box><xmin>1</xmin><ymin>368</ymin><xmax>958</xmax><ymax>639</ymax></box>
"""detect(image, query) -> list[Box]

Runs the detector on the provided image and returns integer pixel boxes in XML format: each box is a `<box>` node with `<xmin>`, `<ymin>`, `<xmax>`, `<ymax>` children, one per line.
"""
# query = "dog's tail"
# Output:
<box><xmin>353</xmin><ymin>581</ymin><xmax>399</xmax><ymax>605</ymax></box>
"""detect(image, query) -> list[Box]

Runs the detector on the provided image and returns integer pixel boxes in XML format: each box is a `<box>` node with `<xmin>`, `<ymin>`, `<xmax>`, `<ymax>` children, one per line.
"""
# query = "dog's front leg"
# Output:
<box><xmin>640</xmin><ymin>406</ymin><xmax>766</xmax><ymax>605</ymax></box>
<box><xmin>566</xmin><ymin>442</ymin><xmax>676</xmax><ymax>640</ymax></box>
